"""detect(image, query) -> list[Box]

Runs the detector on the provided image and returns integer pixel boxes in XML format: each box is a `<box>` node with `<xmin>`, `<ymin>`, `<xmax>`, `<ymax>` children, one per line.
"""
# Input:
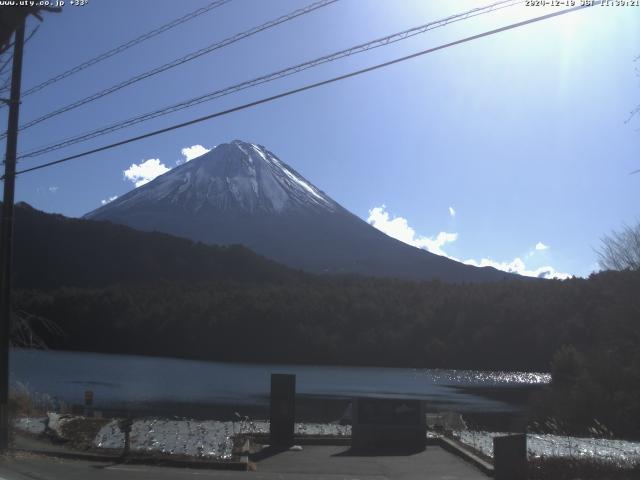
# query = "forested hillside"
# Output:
<box><xmin>16</xmin><ymin>271</ymin><xmax>637</xmax><ymax>374</ymax></box>
<box><xmin>11</xmin><ymin>202</ymin><xmax>304</xmax><ymax>289</ymax></box>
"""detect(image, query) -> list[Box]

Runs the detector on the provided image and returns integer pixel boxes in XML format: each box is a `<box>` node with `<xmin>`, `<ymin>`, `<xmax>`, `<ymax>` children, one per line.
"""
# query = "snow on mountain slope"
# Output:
<box><xmin>85</xmin><ymin>140</ymin><xmax>516</xmax><ymax>282</ymax></box>
<box><xmin>98</xmin><ymin>140</ymin><xmax>335</xmax><ymax>215</ymax></box>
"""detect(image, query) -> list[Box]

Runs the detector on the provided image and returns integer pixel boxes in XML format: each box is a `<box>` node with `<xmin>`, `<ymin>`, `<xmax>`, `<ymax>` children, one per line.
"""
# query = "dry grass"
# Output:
<box><xmin>7</xmin><ymin>382</ymin><xmax>56</xmax><ymax>447</ymax></box>
<box><xmin>8</xmin><ymin>383</ymin><xmax>52</xmax><ymax>418</ymax></box>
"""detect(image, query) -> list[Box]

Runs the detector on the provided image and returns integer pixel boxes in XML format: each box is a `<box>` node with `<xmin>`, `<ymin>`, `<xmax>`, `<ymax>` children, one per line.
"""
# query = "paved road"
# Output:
<box><xmin>0</xmin><ymin>445</ymin><xmax>489</xmax><ymax>479</ymax></box>
<box><xmin>253</xmin><ymin>445</ymin><xmax>488</xmax><ymax>479</ymax></box>
<box><xmin>0</xmin><ymin>455</ymin><xmax>248</xmax><ymax>480</ymax></box>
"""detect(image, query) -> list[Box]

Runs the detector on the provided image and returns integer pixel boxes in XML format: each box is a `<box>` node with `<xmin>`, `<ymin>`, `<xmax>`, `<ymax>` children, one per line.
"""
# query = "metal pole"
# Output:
<box><xmin>0</xmin><ymin>19</ymin><xmax>26</xmax><ymax>451</ymax></box>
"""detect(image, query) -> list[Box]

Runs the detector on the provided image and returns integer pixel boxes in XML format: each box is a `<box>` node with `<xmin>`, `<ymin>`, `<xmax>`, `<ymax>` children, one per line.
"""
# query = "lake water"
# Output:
<box><xmin>13</xmin><ymin>350</ymin><xmax>640</xmax><ymax>465</ymax></box>
<box><xmin>10</xmin><ymin>349</ymin><xmax>549</xmax><ymax>417</ymax></box>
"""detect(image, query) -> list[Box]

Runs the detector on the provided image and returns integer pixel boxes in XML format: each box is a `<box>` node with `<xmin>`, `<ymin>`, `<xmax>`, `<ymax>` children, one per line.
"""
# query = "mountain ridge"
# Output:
<box><xmin>11</xmin><ymin>201</ymin><xmax>303</xmax><ymax>290</ymax></box>
<box><xmin>85</xmin><ymin>140</ymin><xmax>517</xmax><ymax>283</ymax></box>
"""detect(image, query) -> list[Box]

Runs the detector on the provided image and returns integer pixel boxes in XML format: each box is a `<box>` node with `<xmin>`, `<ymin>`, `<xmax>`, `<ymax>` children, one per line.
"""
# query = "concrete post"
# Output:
<box><xmin>119</xmin><ymin>417</ymin><xmax>133</xmax><ymax>458</ymax></box>
<box><xmin>269</xmin><ymin>373</ymin><xmax>295</xmax><ymax>447</ymax></box>
<box><xmin>493</xmin><ymin>433</ymin><xmax>527</xmax><ymax>480</ymax></box>
<box><xmin>84</xmin><ymin>390</ymin><xmax>94</xmax><ymax>417</ymax></box>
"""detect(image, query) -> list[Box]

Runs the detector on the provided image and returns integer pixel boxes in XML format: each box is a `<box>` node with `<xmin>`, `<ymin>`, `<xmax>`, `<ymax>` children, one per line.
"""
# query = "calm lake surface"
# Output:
<box><xmin>10</xmin><ymin>349</ymin><xmax>549</xmax><ymax>417</ymax></box>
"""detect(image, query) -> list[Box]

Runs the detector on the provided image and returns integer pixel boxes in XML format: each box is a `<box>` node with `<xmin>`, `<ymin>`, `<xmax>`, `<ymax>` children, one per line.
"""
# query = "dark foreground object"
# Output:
<box><xmin>270</xmin><ymin>373</ymin><xmax>296</xmax><ymax>447</ymax></box>
<box><xmin>493</xmin><ymin>433</ymin><xmax>527</xmax><ymax>480</ymax></box>
<box><xmin>352</xmin><ymin>397</ymin><xmax>426</xmax><ymax>452</ymax></box>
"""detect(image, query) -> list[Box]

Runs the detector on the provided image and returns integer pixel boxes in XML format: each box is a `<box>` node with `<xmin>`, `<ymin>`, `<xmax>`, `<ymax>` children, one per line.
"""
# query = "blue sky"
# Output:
<box><xmin>2</xmin><ymin>0</ymin><xmax>639</xmax><ymax>278</ymax></box>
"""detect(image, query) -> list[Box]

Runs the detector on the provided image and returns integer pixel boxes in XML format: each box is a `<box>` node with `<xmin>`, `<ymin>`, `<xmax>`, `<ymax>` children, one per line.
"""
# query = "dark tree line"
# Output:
<box><xmin>13</xmin><ymin>269</ymin><xmax>640</xmax><ymax>437</ymax></box>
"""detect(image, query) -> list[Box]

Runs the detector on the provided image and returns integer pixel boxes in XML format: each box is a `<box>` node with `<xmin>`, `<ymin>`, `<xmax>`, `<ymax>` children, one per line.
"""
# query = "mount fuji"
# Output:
<box><xmin>85</xmin><ymin>140</ymin><xmax>513</xmax><ymax>282</ymax></box>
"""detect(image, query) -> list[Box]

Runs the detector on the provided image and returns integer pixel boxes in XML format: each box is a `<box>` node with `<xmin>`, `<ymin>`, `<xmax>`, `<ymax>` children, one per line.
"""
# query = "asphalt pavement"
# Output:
<box><xmin>0</xmin><ymin>445</ymin><xmax>489</xmax><ymax>480</ymax></box>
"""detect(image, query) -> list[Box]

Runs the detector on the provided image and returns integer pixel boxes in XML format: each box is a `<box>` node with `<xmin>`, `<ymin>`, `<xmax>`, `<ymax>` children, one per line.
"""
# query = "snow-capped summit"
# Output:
<box><xmin>85</xmin><ymin>140</ymin><xmax>515</xmax><ymax>282</ymax></box>
<box><xmin>100</xmin><ymin>140</ymin><xmax>336</xmax><ymax>216</ymax></box>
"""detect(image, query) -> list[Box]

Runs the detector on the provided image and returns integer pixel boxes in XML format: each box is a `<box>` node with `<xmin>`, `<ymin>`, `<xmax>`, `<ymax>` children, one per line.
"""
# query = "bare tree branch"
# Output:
<box><xmin>10</xmin><ymin>309</ymin><xmax>64</xmax><ymax>349</ymax></box>
<box><xmin>596</xmin><ymin>222</ymin><xmax>640</xmax><ymax>271</ymax></box>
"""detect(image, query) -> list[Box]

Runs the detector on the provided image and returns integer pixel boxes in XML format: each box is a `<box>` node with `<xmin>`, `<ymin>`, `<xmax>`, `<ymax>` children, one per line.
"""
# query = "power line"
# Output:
<box><xmin>11</xmin><ymin>2</ymin><xmax>599</xmax><ymax>177</ymax></box>
<box><xmin>0</xmin><ymin>50</ymin><xmax>13</xmax><ymax>78</ymax></box>
<box><xmin>18</xmin><ymin>0</ymin><xmax>522</xmax><ymax>160</ymax></box>
<box><xmin>5</xmin><ymin>0</ymin><xmax>339</xmax><ymax>137</ymax></box>
<box><xmin>0</xmin><ymin>26</ymin><xmax>39</xmax><ymax>88</ymax></box>
<box><xmin>0</xmin><ymin>0</ymin><xmax>232</xmax><ymax>99</ymax></box>
<box><xmin>17</xmin><ymin>0</ymin><xmax>520</xmax><ymax>157</ymax></box>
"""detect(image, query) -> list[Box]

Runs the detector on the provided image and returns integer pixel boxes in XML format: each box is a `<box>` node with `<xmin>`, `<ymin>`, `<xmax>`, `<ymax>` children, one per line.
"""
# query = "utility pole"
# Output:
<box><xmin>0</xmin><ymin>18</ymin><xmax>25</xmax><ymax>451</ymax></box>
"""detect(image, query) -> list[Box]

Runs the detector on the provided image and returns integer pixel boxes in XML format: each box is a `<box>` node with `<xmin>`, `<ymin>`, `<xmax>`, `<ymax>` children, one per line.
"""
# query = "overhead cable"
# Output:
<box><xmin>12</xmin><ymin>2</ymin><xmax>598</xmax><ymax>177</ymax></box>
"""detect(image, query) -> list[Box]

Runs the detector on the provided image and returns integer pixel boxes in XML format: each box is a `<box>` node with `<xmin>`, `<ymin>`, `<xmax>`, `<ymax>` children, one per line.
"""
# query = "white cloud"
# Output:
<box><xmin>367</xmin><ymin>205</ymin><xmax>457</xmax><ymax>257</ymax></box>
<box><xmin>123</xmin><ymin>158</ymin><xmax>170</xmax><ymax>187</ymax></box>
<box><xmin>101</xmin><ymin>195</ymin><xmax>118</xmax><ymax>205</ymax></box>
<box><xmin>367</xmin><ymin>204</ymin><xmax>573</xmax><ymax>280</ymax></box>
<box><xmin>48</xmin><ymin>186</ymin><xmax>59</xmax><ymax>193</ymax></box>
<box><xmin>178</xmin><ymin>144</ymin><xmax>211</xmax><ymax>165</ymax></box>
<box><xmin>422</xmin><ymin>232</ymin><xmax>459</xmax><ymax>257</ymax></box>
<box><xmin>449</xmin><ymin>206</ymin><xmax>456</xmax><ymax>217</ymax></box>
<box><xmin>462</xmin><ymin>257</ymin><xmax>571</xmax><ymax>280</ymax></box>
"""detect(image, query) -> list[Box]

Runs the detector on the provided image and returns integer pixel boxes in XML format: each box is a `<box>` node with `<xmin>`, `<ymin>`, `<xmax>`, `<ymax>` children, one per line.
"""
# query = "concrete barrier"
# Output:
<box><xmin>351</xmin><ymin>397</ymin><xmax>425</xmax><ymax>452</ymax></box>
<box><xmin>493</xmin><ymin>433</ymin><xmax>527</xmax><ymax>480</ymax></box>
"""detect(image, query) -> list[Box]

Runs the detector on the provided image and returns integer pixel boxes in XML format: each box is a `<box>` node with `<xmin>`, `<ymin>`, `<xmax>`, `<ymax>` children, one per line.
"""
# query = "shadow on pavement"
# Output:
<box><xmin>332</xmin><ymin>447</ymin><xmax>426</xmax><ymax>457</ymax></box>
<box><xmin>90</xmin><ymin>458</ymin><xmax>129</xmax><ymax>470</ymax></box>
<box><xmin>249</xmin><ymin>445</ymin><xmax>291</xmax><ymax>462</ymax></box>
